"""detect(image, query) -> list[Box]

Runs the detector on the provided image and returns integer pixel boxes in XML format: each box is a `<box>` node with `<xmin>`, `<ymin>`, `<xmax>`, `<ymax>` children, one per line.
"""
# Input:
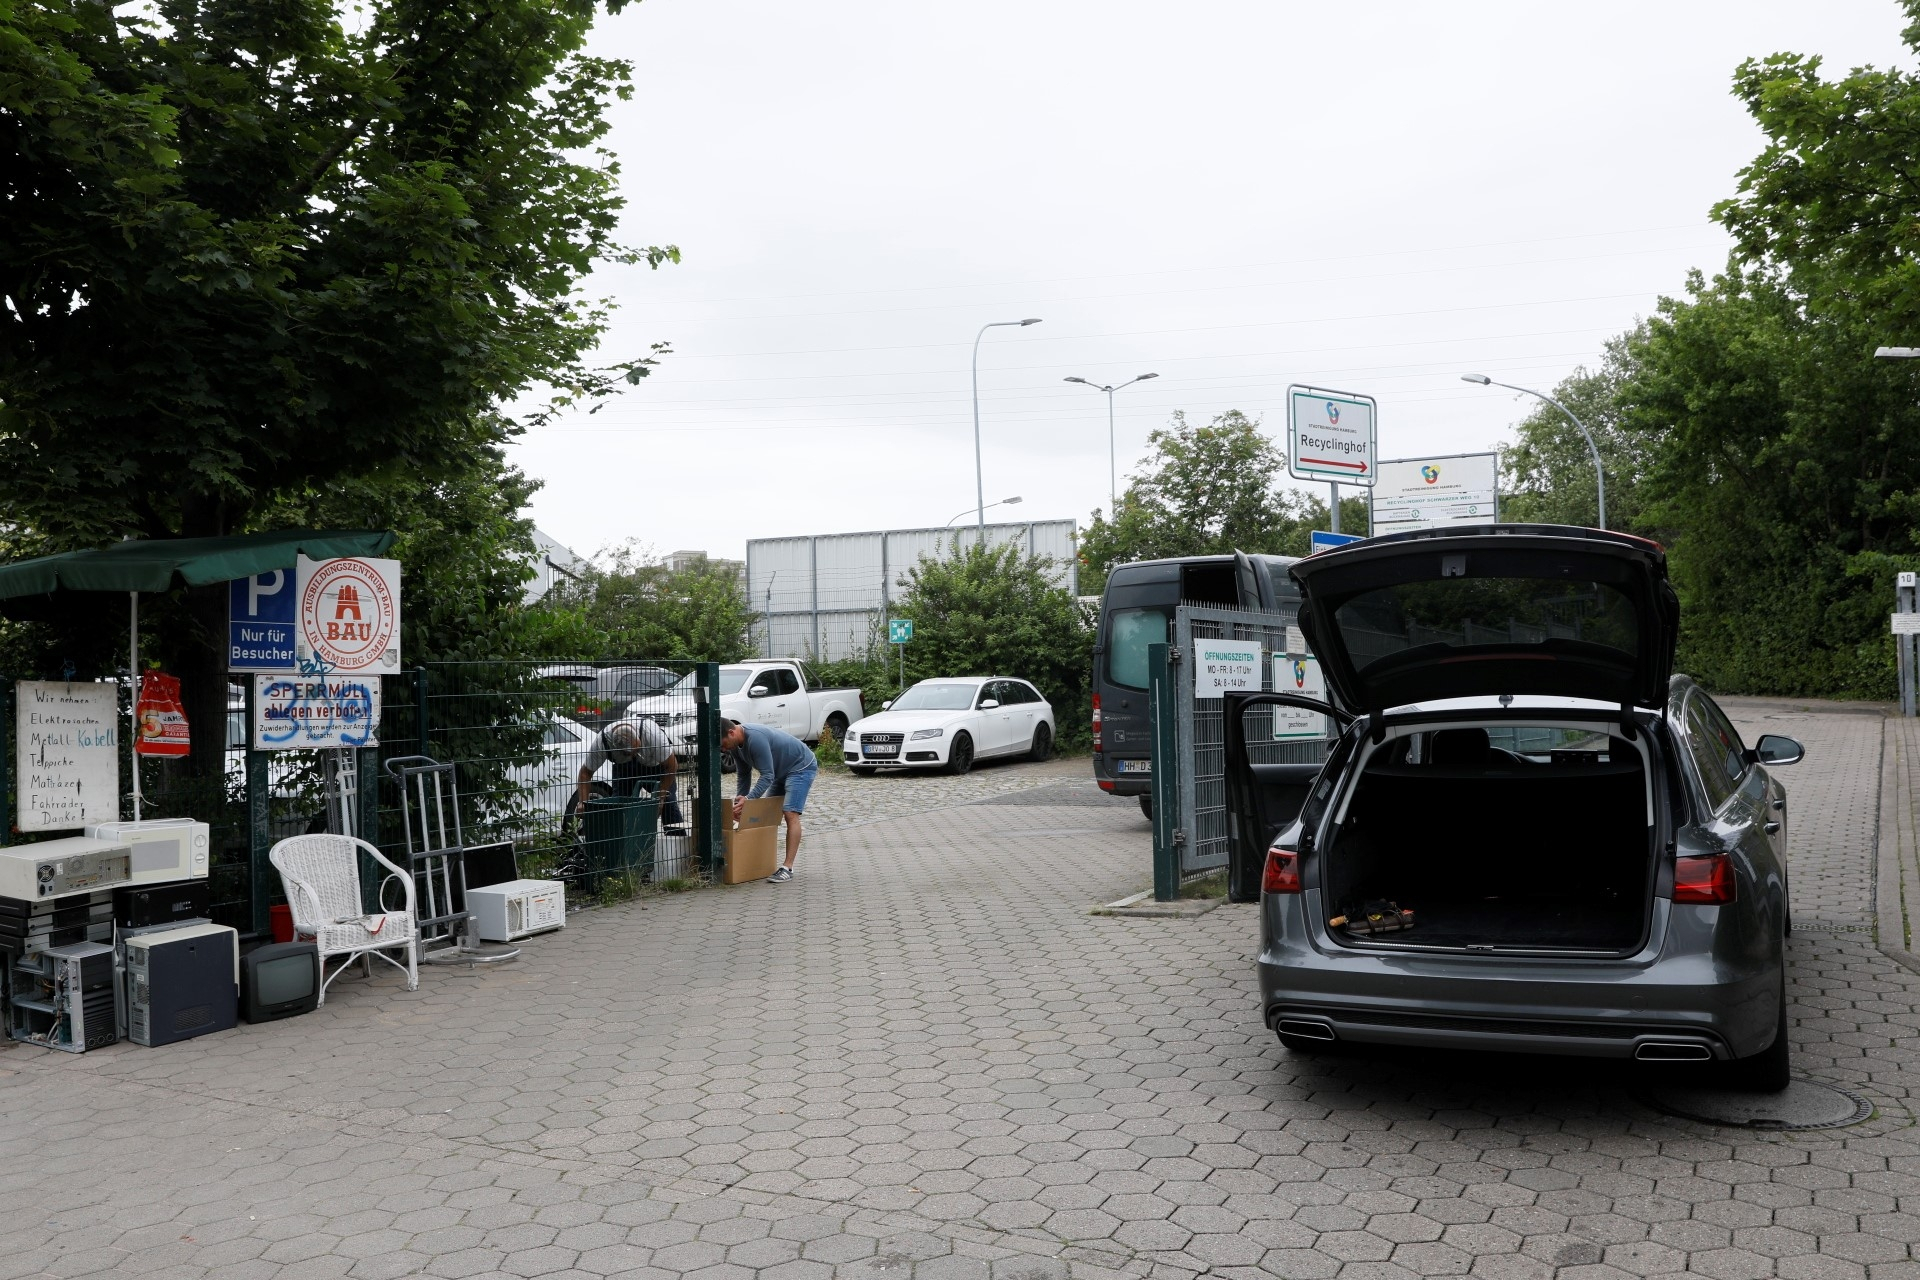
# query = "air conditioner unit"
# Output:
<box><xmin>85</xmin><ymin>819</ymin><xmax>210</xmax><ymax>885</ymax></box>
<box><xmin>466</xmin><ymin>879</ymin><xmax>565</xmax><ymax>942</ymax></box>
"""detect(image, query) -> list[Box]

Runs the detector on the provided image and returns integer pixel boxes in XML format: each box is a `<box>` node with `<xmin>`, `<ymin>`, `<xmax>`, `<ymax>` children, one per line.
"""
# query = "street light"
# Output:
<box><xmin>1875</xmin><ymin>347</ymin><xmax>1920</xmax><ymax>359</ymax></box>
<box><xmin>946</xmin><ymin>496</ymin><xmax>1022</xmax><ymax>527</ymax></box>
<box><xmin>1064</xmin><ymin>372</ymin><xmax>1159</xmax><ymax>514</ymax></box>
<box><xmin>973</xmin><ymin>319</ymin><xmax>1043</xmax><ymax>545</ymax></box>
<box><xmin>1462</xmin><ymin>373</ymin><xmax>1607</xmax><ymax>530</ymax></box>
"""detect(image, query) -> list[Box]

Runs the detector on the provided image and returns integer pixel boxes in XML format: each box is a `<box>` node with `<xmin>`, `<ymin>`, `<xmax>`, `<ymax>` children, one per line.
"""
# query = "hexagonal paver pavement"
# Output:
<box><xmin>1</xmin><ymin>700</ymin><xmax>1917</xmax><ymax>1280</ymax></box>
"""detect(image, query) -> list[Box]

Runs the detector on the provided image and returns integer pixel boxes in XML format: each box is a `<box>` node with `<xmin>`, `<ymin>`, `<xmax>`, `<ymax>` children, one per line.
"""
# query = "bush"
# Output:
<box><xmin>813</xmin><ymin>725</ymin><xmax>848</xmax><ymax>772</ymax></box>
<box><xmin>894</xmin><ymin>538</ymin><xmax>1095</xmax><ymax>750</ymax></box>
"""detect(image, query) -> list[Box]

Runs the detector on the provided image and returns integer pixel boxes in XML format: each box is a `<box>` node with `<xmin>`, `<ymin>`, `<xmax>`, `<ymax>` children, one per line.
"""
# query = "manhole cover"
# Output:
<box><xmin>1637</xmin><ymin>1079</ymin><xmax>1872</xmax><ymax>1130</ymax></box>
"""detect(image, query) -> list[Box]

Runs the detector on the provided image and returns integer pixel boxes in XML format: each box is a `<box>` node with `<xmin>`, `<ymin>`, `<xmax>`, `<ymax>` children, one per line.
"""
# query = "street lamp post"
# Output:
<box><xmin>1064</xmin><ymin>373</ymin><xmax>1159</xmax><ymax>514</ymax></box>
<box><xmin>947</xmin><ymin>496</ymin><xmax>1022</xmax><ymax>528</ymax></box>
<box><xmin>973</xmin><ymin>319</ymin><xmax>1042</xmax><ymax>545</ymax></box>
<box><xmin>1462</xmin><ymin>373</ymin><xmax>1606</xmax><ymax>530</ymax></box>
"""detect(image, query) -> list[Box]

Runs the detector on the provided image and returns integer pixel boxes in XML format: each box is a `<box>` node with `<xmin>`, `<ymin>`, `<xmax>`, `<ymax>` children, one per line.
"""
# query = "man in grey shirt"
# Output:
<box><xmin>577</xmin><ymin>717</ymin><xmax>685</xmax><ymax>830</ymax></box>
<box><xmin>721</xmin><ymin>718</ymin><xmax>817</xmax><ymax>883</ymax></box>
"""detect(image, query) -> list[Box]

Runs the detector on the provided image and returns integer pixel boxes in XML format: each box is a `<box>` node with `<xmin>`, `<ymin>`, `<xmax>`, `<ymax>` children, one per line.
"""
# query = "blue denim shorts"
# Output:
<box><xmin>773</xmin><ymin>766</ymin><xmax>817</xmax><ymax>814</ymax></box>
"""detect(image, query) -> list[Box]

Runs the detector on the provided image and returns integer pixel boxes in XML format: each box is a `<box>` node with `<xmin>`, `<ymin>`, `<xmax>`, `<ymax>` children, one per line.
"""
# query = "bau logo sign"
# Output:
<box><xmin>296</xmin><ymin>555</ymin><xmax>402</xmax><ymax>673</ymax></box>
<box><xmin>1421</xmin><ymin>465</ymin><xmax>1441</xmax><ymax>484</ymax></box>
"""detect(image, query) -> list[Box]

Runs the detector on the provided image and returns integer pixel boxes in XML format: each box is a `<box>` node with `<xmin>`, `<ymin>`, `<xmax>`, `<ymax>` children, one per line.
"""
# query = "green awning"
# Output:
<box><xmin>0</xmin><ymin>530</ymin><xmax>396</xmax><ymax>600</ymax></box>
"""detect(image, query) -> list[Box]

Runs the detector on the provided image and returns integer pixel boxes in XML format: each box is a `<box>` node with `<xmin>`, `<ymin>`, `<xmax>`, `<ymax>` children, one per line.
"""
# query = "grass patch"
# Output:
<box><xmin>1180</xmin><ymin>870</ymin><xmax>1228</xmax><ymax>900</ymax></box>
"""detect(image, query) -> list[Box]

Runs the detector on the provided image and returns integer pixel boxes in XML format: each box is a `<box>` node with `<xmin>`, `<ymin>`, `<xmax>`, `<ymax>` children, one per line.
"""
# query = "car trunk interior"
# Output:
<box><xmin>1322</xmin><ymin>728</ymin><xmax>1655</xmax><ymax>954</ymax></box>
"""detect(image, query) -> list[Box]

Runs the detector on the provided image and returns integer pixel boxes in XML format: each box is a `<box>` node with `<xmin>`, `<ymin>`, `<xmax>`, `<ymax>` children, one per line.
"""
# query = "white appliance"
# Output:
<box><xmin>0</xmin><ymin>838</ymin><xmax>132</xmax><ymax>902</ymax></box>
<box><xmin>85</xmin><ymin>819</ymin><xmax>210</xmax><ymax>885</ymax></box>
<box><xmin>466</xmin><ymin>879</ymin><xmax>565</xmax><ymax>942</ymax></box>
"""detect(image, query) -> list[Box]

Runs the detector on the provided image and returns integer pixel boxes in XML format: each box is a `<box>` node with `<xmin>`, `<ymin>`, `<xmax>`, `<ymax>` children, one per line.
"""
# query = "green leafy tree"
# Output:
<box><xmin>557</xmin><ymin>547</ymin><xmax>755</xmax><ymax>662</ymax></box>
<box><xmin>1078</xmin><ymin>410</ymin><xmax>1337</xmax><ymax>594</ymax></box>
<box><xmin>1620</xmin><ymin>267</ymin><xmax>1919</xmax><ymax>695</ymax></box>
<box><xmin>0</xmin><ymin>0</ymin><xmax>674</xmax><ymax>770</ymax></box>
<box><xmin>895</xmin><ymin>540</ymin><xmax>1094</xmax><ymax>747</ymax></box>
<box><xmin>261</xmin><ymin>442</ymin><xmax>604</xmax><ymax>668</ymax></box>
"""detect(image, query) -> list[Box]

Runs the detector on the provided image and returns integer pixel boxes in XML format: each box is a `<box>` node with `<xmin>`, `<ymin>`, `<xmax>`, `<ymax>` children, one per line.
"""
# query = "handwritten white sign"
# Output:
<box><xmin>15</xmin><ymin>681</ymin><xmax>120</xmax><ymax>830</ymax></box>
<box><xmin>252</xmin><ymin>672</ymin><xmax>382</xmax><ymax>751</ymax></box>
<box><xmin>1194</xmin><ymin>642</ymin><xmax>1263</xmax><ymax>698</ymax></box>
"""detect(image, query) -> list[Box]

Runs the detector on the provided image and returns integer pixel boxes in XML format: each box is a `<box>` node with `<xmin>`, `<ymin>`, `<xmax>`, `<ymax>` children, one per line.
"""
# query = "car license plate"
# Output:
<box><xmin>865</xmin><ymin>745</ymin><xmax>899</xmax><ymax>757</ymax></box>
<box><xmin>1117</xmin><ymin>759</ymin><xmax>1151</xmax><ymax>774</ymax></box>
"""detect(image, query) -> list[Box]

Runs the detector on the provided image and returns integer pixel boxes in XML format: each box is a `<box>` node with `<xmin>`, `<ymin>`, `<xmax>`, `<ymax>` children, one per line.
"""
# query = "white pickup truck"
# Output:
<box><xmin>624</xmin><ymin>660</ymin><xmax>865</xmax><ymax>749</ymax></box>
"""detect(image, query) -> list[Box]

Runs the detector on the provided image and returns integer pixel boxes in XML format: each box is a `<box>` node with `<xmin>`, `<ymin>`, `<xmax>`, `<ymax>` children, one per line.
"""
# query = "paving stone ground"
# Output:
<box><xmin>3</xmin><ymin>702</ymin><xmax>1918</xmax><ymax>1280</ymax></box>
<box><xmin>801</xmin><ymin>755</ymin><xmax>1106</xmax><ymax>833</ymax></box>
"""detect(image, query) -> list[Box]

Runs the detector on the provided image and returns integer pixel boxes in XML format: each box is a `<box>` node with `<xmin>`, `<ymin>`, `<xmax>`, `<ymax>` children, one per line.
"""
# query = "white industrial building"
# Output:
<box><xmin>746</xmin><ymin>519</ymin><xmax>1078</xmax><ymax>660</ymax></box>
<box><xmin>523</xmin><ymin>528</ymin><xmax>587</xmax><ymax>603</ymax></box>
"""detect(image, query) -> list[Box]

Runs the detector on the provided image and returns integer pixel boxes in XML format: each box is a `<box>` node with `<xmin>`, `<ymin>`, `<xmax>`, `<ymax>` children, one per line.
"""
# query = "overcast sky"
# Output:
<box><xmin>513</xmin><ymin>1</ymin><xmax>1912</xmax><ymax>564</ymax></box>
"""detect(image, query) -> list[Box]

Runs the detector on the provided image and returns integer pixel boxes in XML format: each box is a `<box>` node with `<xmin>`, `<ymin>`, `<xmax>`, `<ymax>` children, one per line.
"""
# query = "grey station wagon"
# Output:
<box><xmin>1223</xmin><ymin>524</ymin><xmax>1804</xmax><ymax>1090</ymax></box>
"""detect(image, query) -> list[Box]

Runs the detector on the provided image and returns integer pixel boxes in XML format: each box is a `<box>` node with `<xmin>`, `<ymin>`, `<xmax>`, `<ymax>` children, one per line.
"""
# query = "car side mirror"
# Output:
<box><xmin>1751</xmin><ymin>734</ymin><xmax>1805</xmax><ymax>766</ymax></box>
<box><xmin>881</xmin><ymin>700</ymin><xmax>892</xmax><ymax>710</ymax></box>
<box><xmin>979</xmin><ymin>699</ymin><xmax>1000</xmax><ymax>710</ymax></box>
<box><xmin>748</xmin><ymin>685</ymin><xmax>769</xmax><ymax>698</ymax></box>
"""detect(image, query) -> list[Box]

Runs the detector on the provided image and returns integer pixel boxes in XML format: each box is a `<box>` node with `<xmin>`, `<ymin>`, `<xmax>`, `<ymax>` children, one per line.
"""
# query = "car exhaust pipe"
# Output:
<box><xmin>1277</xmin><ymin>1019</ymin><xmax>1337</xmax><ymax>1041</ymax></box>
<box><xmin>1635</xmin><ymin>1041</ymin><xmax>1712</xmax><ymax>1061</ymax></box>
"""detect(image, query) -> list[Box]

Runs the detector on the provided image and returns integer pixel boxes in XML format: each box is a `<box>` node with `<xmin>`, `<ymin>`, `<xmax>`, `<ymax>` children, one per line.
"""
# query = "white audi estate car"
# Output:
<box><xmin>844</xmin><ymin>677</ymin><xmax>1054</xmax><ymax>774</ymax></box>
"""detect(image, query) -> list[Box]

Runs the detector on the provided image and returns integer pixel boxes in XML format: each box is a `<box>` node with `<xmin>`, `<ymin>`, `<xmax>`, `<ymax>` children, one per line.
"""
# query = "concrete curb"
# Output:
<box><xmin>1876</xmin><ymin>716</ymin><xmax>1920</xmax><ymax>976</ymax></box>
<box><xmin>1089</xmin><ymin>889</ymin><xmax>1226</xmax><ymax>918</ymax></box>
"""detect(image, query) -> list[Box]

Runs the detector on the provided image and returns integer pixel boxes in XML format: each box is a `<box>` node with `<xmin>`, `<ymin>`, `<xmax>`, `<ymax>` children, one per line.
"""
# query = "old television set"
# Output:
<box><xmin>240</xmin><ymin>941</ymin><xmax>320</xmax><ymax>1023</ymax></box>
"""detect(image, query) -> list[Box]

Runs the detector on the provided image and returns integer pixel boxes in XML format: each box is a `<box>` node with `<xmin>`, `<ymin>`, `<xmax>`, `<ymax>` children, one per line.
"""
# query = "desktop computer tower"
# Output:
<box><xmin>125</xmin><ymin>923</ymin><xmax>237</xmax><ymax>1047</ymax></box>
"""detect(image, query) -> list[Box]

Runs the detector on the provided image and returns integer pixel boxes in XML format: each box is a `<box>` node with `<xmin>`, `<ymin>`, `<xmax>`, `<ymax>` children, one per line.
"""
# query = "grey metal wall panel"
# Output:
<box><xmin>748</xmin><ymin>519</ymin><xmax>1079</xmax><ymax>660</ymax></box>
<box><xmin>746</xmin><ymin>538</ymin><xmax>815</xmax><ymax>616</ymax></box>
<box><xmin>815</xmin><ymin>534</ymin><xmax>886</xmax><ymax>612</ymax></box>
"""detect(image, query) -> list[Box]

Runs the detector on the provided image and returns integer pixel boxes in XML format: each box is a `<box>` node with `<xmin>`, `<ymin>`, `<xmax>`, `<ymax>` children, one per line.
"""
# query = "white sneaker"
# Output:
<box><xmin>768</xmin><ymin>866</ymin><xmax>794</xmax><ymax>883</ymax></box>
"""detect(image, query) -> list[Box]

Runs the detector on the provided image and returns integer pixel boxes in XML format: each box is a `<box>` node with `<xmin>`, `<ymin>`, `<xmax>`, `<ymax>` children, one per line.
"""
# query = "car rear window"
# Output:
<box><xmin>1332</xmin><ymin>578</ymin><xmax>1639</xmax><ymax>671</ymax></box>
<box><xmin>1105</xmin><ymin>607</ymin><xmax>1170</xmax><ymax>691</ymax></box>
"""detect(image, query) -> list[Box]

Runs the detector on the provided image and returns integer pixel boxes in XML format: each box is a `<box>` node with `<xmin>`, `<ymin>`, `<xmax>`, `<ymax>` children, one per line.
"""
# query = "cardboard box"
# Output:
<box><xmin>723</xmin><ymin>797</ymin><xmax>784</xmax><ymax>884</ymax></box>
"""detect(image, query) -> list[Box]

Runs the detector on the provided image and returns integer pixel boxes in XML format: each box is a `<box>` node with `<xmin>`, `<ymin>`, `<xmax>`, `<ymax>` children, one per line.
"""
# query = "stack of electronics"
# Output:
<box><xmin>0</xmin><ymin>820</ymin><xmax>251</xmax><ymax>1053</ymax></box>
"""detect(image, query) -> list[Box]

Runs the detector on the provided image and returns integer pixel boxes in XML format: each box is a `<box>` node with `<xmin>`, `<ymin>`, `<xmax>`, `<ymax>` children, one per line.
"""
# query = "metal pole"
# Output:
<box><xmin>129</xmin><ymin>590</ymin><xmax>141</xmax><ymax>821</ymax></box>
<box><xmin>1900</xmin><ymin>574</ymin><xmax>1918</xmax><ymax>718</ymax></box>
<box><xmin>1107</xmin><ymin>386</ymin><xmax>1118</xmax><ymax>515</ymax></box>
<box><xmin>1329</xmin><ymin>484</ymin><xmax>1340</xmax><ymax>535</ymax></box>
<box><xmin>971</xmin><ymin>319</ymin><xmax>1040</xmax><ymax>547</ymax></box>
<box><xmin>972</xmin><ymin>325</ymin><xmax>990</xmax><ymax>548</ymax></box>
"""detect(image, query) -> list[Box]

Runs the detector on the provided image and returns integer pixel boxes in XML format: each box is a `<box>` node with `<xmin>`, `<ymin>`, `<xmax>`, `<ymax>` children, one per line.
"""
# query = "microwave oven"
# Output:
<box><xmin>85</xmin><ymin>819</ymin><xmax>210</xmax><ymax>885</ymax></box>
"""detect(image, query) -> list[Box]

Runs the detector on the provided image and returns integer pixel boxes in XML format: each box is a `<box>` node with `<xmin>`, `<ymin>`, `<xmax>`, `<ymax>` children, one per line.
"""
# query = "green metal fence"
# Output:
<box><xmin>368</xmin><ymin>660</ymin><xmax>725</xmax><ymax>903</ymax></box>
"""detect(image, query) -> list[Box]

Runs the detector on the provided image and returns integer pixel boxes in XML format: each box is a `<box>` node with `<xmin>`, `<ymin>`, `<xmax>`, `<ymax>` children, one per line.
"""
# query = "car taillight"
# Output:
<box><xmin>1091</xmin><ymin>693</ymin><xmax>1102</xmax><ymax>752</ymax></box>
<box><xmin>1673</xmin><ymin>852</ymin><xmax>1735</xmax><ymax>904</ymax></box>
<box><xmin>1263</xmin><ymin>847</ymin><xmax>1302</xmax><ymax>894</ymax></box>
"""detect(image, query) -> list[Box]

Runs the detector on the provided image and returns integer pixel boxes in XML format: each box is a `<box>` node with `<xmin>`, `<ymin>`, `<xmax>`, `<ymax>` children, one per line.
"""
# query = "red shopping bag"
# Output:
<box><xmin>135</xmin><ymin>669</ymin><xmax>191</xmax><ymax>758</ymax></box>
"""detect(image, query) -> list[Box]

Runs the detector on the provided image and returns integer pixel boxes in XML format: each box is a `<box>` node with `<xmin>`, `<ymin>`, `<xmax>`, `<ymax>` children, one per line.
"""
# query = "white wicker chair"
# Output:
<box><xmin>269</xmin><ymin>834</ymin><xmax>418</xmax><ymax>1005</ymax></box>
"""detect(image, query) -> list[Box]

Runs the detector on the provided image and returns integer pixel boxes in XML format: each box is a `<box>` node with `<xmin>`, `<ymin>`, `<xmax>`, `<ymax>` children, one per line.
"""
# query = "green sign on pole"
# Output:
<box><xmin>889</xmin><ymin>618</ymin><xmax>911</xmax><ymax>693</ymax></box>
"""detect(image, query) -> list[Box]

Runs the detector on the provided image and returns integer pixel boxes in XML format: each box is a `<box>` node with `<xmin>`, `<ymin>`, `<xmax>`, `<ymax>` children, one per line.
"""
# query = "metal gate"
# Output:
<box><xmin>1149</xmin><ymin>604</ymin><xmax>1331</xmax><ymax>899</ymax></box>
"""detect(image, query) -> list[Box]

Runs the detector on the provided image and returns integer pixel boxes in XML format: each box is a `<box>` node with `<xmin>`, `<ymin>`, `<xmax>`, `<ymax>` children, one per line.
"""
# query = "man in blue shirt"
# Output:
<box><xmin>721</xmin><ymin>718</ymin><xmax>818</xmax><ymax>883</ymax></box>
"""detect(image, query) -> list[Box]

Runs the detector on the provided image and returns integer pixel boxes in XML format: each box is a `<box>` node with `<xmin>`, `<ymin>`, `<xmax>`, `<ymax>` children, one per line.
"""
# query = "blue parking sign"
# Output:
<box><xmin>229</xmin><ymin>571</ymin><xmax>297</xmax><ymax>670</ymax></box>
